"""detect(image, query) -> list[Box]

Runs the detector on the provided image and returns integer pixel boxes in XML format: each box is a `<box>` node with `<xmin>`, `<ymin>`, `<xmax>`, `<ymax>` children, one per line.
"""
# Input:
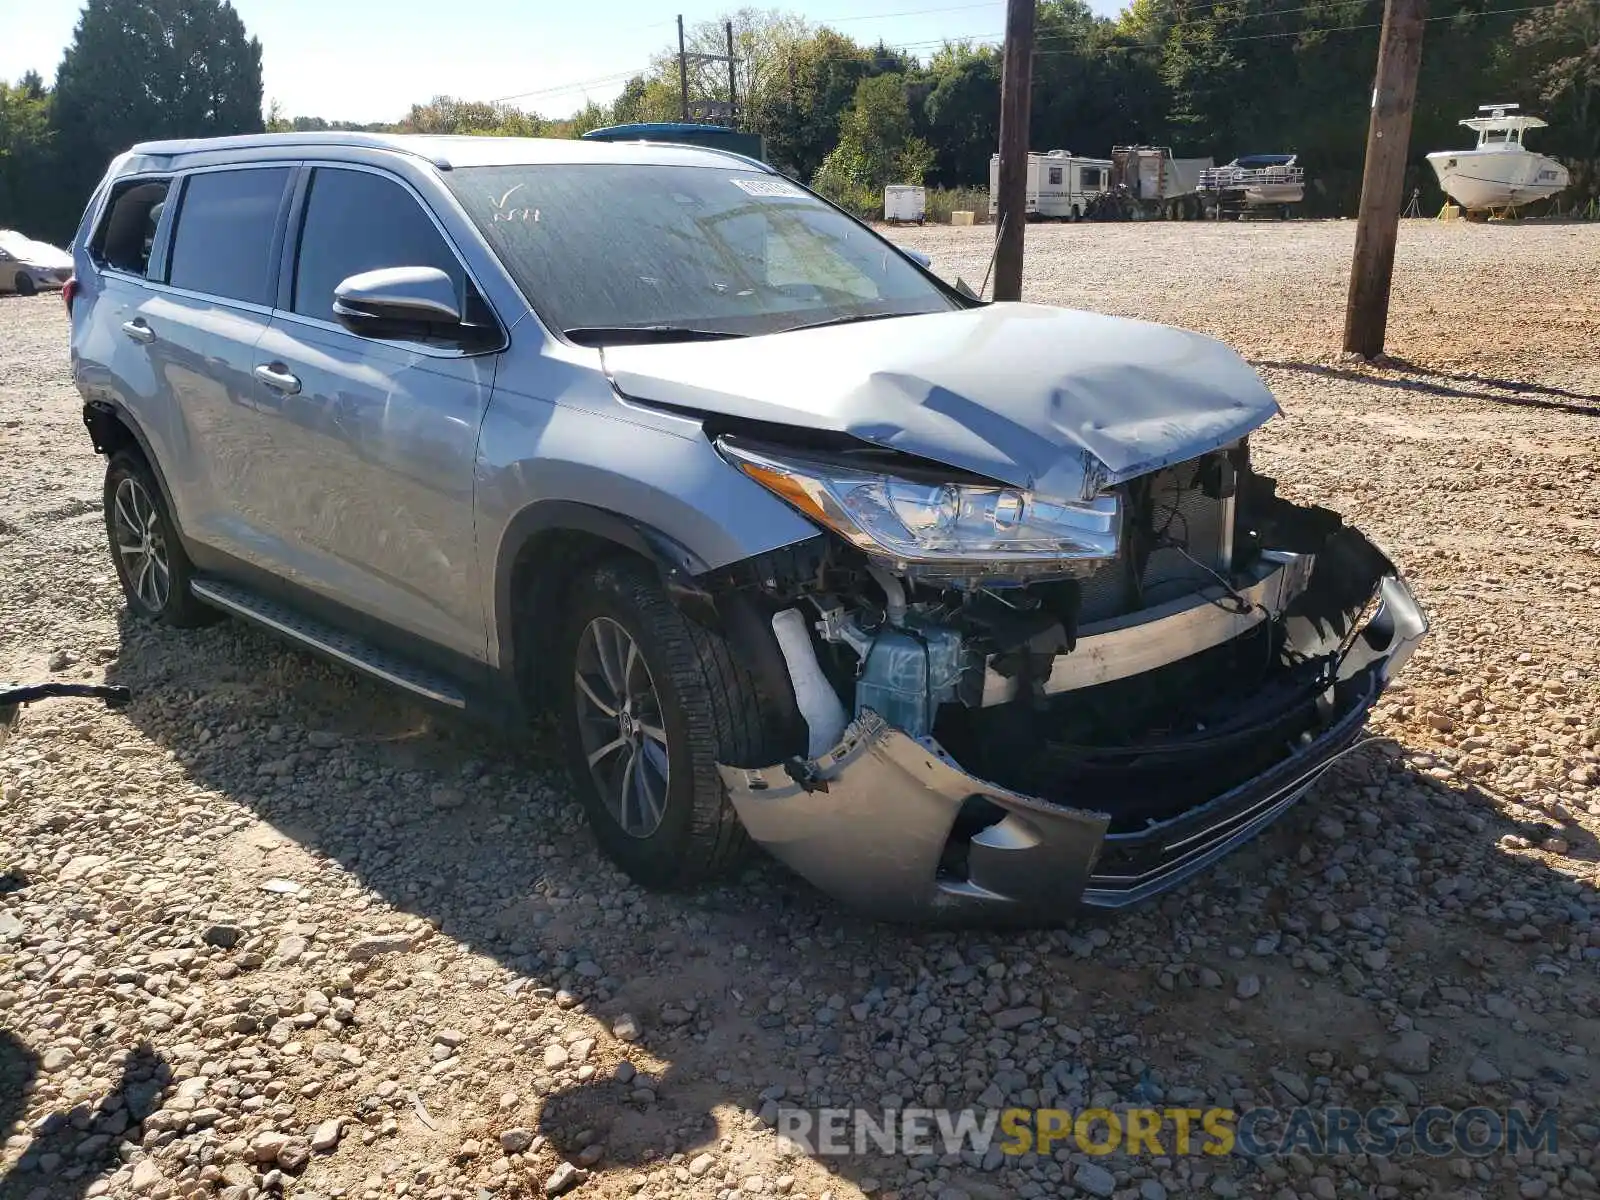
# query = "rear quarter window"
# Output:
<box><xmin>91</xmin><ymin>178</ymin><xmax>172</xmax><ymax>277</ymax></box>
<box><xmin>166</xmin><ymin>167</ymin><xmax>292</xmax><ymax>305</ymax></box>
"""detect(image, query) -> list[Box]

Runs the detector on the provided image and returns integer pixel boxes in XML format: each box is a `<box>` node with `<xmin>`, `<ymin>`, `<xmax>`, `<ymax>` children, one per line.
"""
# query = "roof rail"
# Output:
<box><xmin>125</xmin><ymin>132</ymin><xmax>455</xmax><ymax>170</ymax></box>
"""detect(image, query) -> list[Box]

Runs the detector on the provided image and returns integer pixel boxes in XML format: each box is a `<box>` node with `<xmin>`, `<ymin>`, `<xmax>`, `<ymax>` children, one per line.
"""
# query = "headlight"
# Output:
<box><xmin>718</xmin><ymin>439</ymin><xmax>1119</xmax><ymax>580</ymax></box>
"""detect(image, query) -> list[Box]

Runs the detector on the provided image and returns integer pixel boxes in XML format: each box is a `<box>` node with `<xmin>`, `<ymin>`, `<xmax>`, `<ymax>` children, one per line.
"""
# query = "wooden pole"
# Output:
<box><xmin>993</xmin><ymin>0</ymin><xmax>1034</xmax><ymax>303</ymax></box>
<box><xmin>726</xmin><ymin>21</ymin><xmax>737</xmax><ymax>127</ymax></box>
<box><xmin>678</xmin><ymin>15</ymin><xmax>690</xmax><ymax>121</ymax></box>
<box><xmin>1342</xmin><ymin>0</ymin><xmax>1428</xmax><ymax>358</ymax></box>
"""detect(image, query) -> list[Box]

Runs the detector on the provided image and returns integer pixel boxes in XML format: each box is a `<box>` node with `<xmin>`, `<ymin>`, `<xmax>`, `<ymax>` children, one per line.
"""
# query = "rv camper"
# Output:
<box><xmin>988</xmin><ymin>150</ymin><xmax>1113</xmax><ymax>221</ymax></box>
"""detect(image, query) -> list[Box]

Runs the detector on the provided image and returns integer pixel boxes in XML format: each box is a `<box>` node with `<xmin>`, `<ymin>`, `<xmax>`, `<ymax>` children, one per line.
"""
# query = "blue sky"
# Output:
<box><xmin>3</xmin><ymin>0</ymin><xmax>1126</xmax><ymax>123</ymax></box>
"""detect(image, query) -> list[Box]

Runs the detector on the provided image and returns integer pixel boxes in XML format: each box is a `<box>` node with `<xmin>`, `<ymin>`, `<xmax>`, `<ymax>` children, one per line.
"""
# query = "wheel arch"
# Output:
<box><xmin>495</xmin><ymin>501</ymin><xmax>718</xmax><ymax>708</ymax></box>
<box><xmin>494</xmin><ymin>500</ymin><xmax>813</xmax><ymax>755</ymax></box>
<box><xmin>82</xmin><ymin>399</ymin><xmax>188</xmax><ymax>540</ymax></box>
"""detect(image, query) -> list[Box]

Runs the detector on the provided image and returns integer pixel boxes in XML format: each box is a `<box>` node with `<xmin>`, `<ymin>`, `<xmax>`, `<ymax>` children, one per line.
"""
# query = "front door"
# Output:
<box><xmin>245</xmin><ymin>165</ymin><xmax>498</xmax><ymax>661</ymax></box>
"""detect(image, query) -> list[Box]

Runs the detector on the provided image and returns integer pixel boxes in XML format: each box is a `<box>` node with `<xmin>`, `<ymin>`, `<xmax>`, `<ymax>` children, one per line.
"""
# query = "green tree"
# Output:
<box><xmin>919</xmin><ymin>44</ymin><xmax>1001</xmax><ymax>186</ymax></box>
<box><xmin>399</xmin><ymin>96</ymin><xmax>544</xmax><ymax>137</ymax></box>
<box><xmin>675</xmin><ymin>8</ymin><xmax>813</xmax><ymax>129</ymax></box>
<box><xmin>0</xmin><ymin>76</ymin><xmax>55</xmax><ymax>234</ymax></box>
<box><xmin>813</xmin><ymin>72</ymin><xmax>933</xmax><ymax>212</ymax></box>
<box><xmin>51</xmin><ymin>0</ymin><xmax>263</xmax><ymax>238</ymax></box>
<box><xmin>546</xmin><ymin>100</ymin><xmax>610</xmax><ymax>139</ymax></box>
<box><xmin>760</xmin><ymin>29</ymin><xmax>873</xmax><ymax>179</ymax></box>
<box><xmin>1515</xmin><ymin>0</ymin><xmax>1600</xmax><ymax>162</ymax></box>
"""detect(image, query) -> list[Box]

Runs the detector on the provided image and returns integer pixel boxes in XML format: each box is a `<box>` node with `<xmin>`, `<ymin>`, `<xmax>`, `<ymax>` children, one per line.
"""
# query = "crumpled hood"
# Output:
<box><xmin>603</xmin><ymin>304</ymin><xmax>1279</xmax><ymax>500</ymax></box>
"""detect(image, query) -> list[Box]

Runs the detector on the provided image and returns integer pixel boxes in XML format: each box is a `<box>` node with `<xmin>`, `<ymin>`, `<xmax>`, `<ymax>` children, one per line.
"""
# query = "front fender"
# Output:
<box><xmin>475</xmin><ymin>387</ymin><xmax>821</xmax><ymax>670</ymax></box>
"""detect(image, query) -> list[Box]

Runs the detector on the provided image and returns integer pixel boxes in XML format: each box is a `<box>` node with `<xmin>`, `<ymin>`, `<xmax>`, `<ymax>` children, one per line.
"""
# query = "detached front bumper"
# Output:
<box><xmin>718</xmin><ymin>554</ymin><xmax>1427</xmax><ymax>923</ymax></box>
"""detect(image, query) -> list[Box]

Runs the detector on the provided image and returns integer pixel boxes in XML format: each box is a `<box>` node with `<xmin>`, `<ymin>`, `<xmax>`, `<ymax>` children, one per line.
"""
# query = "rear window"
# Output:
<box><xmin>91</xmin><ymin>179</ymin><xmax>171</xmax><ymax>277</ymax></box>
<box><xmin>167</xmin><ymin>167</ymin><xmax>291</xmax><ymax>305</ymax></box>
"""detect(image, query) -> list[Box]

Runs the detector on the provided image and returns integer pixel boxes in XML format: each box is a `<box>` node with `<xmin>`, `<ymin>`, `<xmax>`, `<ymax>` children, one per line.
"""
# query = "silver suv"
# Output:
<box><xmin>69</xmin><ymin>133</ymin><xmax>1426</xmax><ymax>921</ymax></box>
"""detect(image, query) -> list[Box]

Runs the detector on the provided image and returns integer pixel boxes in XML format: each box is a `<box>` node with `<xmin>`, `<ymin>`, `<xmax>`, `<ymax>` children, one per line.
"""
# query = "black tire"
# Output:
<box><xmin>559</xmin><ymin>557</ymin><xmax>784</xmax><ymax>890</ymax></box>
<box><xmin>14</xmin><ymin>273</ymin><xmax>36</xmax><ymax>297</ymax></box>
<box><xmin>104</xmin><ymin>449</ymin><xmax>219</xmax><ymax>627</ymax></box>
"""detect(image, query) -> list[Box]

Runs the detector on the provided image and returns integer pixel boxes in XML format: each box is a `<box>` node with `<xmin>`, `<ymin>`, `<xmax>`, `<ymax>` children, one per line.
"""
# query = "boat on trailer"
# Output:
<box><xmin>1426</xmin><ymin>104</ymin><xmax>1568</xmax><ymax>213</ymax></box>
<box><xmin>1198</xmin><ymin>153</ymin><xmax>1305</xmax><ymax>218</ymax></box>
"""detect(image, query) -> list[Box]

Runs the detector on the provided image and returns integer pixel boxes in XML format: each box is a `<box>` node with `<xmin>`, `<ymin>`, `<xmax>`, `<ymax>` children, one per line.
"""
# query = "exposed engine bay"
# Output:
<box><xmin>694</xmin><ymin>429</ymin><xmax>1427</xmax><ymax>919</ymax></box>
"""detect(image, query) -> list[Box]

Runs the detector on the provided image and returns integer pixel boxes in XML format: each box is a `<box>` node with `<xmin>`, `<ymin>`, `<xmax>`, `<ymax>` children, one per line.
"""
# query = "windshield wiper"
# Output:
<box><xmin>564</xmin><ymin>325</ymin><xmax>745</xmax><ymax>347</ymax></box>
<box><xmin>778</xmin><ymin>311</ymin><xmax>919</xmax><ymax>335</ymax></box>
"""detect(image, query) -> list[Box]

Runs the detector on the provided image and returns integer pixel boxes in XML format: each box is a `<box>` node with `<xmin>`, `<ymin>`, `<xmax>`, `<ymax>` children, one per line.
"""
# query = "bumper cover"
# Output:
<box><xmin>718</xmin><ymin>556</ymin><xmax>1427</xmax><ymax>923</ymax></box>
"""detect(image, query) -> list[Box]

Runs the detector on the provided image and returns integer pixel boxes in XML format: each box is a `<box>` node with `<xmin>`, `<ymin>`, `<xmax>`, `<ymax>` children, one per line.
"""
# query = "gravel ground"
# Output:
<box><xmin>3</xmin><ymin>219</ymin><xmax>1600</xmax><ymax>1200</ymax></box>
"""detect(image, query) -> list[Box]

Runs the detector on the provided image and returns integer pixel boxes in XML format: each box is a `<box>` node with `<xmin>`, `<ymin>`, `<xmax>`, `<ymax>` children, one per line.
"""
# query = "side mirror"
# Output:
<box><xmin>899</xmin><ymin>247</ymin><xmax>932</xmax><ymax>270</ymax></box>
<box><xmin>333</xmin><ymin>266</ymin><xmax>463</xmax><ymax>335</ymax></box>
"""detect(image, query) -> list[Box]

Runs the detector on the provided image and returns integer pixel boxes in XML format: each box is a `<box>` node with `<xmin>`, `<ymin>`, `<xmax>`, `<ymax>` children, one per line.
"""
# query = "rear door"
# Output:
<box><xmin>135</xmin><ymin>164</ymin><xmax>295</xmax><ymax>556</ymax></box>
<box><xmin>71</xmin><ymin>174</ymin><xmax>176</xmax><ymax>460</ymax></box>
<box><xmin>243</xmin><ymin>164</ymin><xmax>499</xmax><ymax>660</ymax></box>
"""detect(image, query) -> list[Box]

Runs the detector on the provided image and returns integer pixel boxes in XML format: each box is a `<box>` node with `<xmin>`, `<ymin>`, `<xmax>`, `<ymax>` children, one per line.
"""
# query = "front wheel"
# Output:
<box><xmin>559</xmin><ymin>558</ymin><xmax>788</xmax><ymax>889</ymax></box>
<box><xmin>14</xmin><ymin>274</ymin><xmax>36</xmax><ymax>297</ymax></box>
<box><xmin>104</xmin><ymin>450</ymin><xmax>219</xmax><ymax>627</ymax></box>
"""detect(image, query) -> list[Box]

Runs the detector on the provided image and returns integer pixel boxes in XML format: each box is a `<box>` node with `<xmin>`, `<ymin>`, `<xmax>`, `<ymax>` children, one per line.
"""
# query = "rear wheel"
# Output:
<box><xmin>104</xmin><ymin>450</ymin><xmax>218</xmax><ymax>627</ymax></box>
<box><xmin>14</xmin><ymin>274</ymin><xmax>36</xmax><ymax>297</ymax></box>
<box><xmin>559</xmin><ymin>558</ymin><xmax>788</xmax><ymax>889</ymax></box>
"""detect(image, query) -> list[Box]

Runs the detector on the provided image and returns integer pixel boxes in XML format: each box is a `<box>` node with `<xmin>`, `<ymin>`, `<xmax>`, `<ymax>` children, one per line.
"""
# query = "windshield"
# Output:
<box><xmin>446</xmin><ymin>164</ymin><xmax>958</xmax><ymax>339</ymax></box>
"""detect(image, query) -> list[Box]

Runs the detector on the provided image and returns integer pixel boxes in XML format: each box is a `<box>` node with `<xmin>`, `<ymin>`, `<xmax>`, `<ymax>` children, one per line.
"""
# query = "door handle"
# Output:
<box><xmin>120</xmin><ymin>319</ymin><xmax>154</xmax><ymax>344</ymax></box>
<box><xmin>254</xmin><ymin>363</ymin><xmax>302</xmax><ymax>395</ymax></box>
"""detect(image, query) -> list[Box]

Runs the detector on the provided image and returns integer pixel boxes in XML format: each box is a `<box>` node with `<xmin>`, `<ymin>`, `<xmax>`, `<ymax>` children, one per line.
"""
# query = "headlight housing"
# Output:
<box><xmin>718</xmin><ymin>439</ymin><xmax>1119</xmax><ymax>582</ymax></box>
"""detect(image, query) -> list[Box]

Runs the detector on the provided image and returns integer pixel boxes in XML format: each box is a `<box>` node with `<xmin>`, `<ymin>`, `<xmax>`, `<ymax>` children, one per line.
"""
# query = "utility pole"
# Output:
<box><xmin>726</xmin><ymin>20</ymin><xmax>737</xmax><ymax>128</ymax></box>
<box><xmin>993</xmin><ymin>0</ymin><xmax>1035</xmax><ymax>302</ymax></box>
<box><xmin>678</xmin><ymin>14</ymin><xmax>690</xmax><ymax>121</ymax></box>
<box><xmin>1342</xmin><ymin>0</ymin><xmax>1428</xmax><ymax>358</ymax></box>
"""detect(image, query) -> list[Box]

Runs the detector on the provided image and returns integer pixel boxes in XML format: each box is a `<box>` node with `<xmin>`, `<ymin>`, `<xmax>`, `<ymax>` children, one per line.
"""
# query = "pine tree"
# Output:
<box><xmin>52</xmin><ymin>0</ymin><xmax>264</xmax><ymax>216</ymax></box>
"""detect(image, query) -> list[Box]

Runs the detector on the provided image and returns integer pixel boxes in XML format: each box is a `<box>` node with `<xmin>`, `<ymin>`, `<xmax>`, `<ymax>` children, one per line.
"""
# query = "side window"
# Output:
<box><xmin>91</xmin><ymin>179</ymin><xmax>171</xmax><ymax>276</ymax></box>
<box><xmin>292</xmin><ymin>168</ymin><xmax>463</xmax><ymax>320</ymax></box>
<box><xmin>1048</xmin><ymin>166</ymin><xmax>1063</xmax><ymax>185</ymax></box>
<box><xmin>167</xmin><ymin>167</ymin><xmax>291</xmax><ymax>305</ymax></box>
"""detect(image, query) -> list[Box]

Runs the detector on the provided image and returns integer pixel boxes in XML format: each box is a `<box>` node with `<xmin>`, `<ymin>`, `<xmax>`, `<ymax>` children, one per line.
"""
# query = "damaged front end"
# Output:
<box><xmin>706</xmin><ymin>435</ymin><xmax>1427</xmax><ymax>921</ymax></box>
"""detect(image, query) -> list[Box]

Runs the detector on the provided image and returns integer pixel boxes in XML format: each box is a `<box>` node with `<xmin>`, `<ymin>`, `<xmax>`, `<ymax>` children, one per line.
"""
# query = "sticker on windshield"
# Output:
<box><xmin>730</xmin><ymin>177</ymin><xmax>804</xmax><ymax>198</ymax></box>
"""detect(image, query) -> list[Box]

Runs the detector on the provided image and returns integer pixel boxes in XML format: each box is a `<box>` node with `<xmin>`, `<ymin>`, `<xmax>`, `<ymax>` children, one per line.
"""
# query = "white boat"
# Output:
<box><xmin>1426</xmin><ymin>104</ymin><xmax>1569</xmax><ymax>212</ymax></box>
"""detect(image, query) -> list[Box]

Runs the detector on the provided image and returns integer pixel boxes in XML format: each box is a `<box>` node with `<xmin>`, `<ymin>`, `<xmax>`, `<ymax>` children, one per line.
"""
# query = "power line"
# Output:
<box><xmin>481</xmin><ymin>1</ymin><xmax>1000</xmax><ymax>111</ymax></box>
<box><xmin>827</xmin><ymin>1</ymin><xmax>1001</xmax><ymax>22</ymax></box>
<box><xmin>883</xmin><ymin>0</ymin><xmax>1381</xmax><ymax>48</ymax></box>
<box><xmin>1035</xmin><ymin>1</ymin><xmax>1559</xmax><ymax>50</ymax></box>
<box><xmin>490</xmin><ymin>69</ymin><xmax>648</xmax><ymax>105</ymax></box>
<box><xmin>485</xmin><ymin>0</ymin><xmax>1551</xmax><ymax>112</ymax></box>
<box><xmin>891</xmin><ymin>0</ymin><xmax>1553</xmax><ymax>53</ymax></box>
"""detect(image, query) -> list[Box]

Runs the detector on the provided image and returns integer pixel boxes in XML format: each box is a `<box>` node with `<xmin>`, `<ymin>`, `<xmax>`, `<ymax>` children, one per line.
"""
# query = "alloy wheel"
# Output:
<box><xmin>573</xmin><ymin>616</ymin><xmax>671</xmax><ymax>838</ymax></box>
<box><xmin>112</xmin><ymin>475</ymin><xmax>171</xmax><ymax>612</ymax></box>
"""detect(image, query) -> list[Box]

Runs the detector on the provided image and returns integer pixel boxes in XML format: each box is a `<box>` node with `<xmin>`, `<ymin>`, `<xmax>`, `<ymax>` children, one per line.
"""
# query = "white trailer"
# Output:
<box><xmin>988</xmin><ymin>150</ymin><xmax>1113</xmax><ymax>221</ymax></box>
<box><xmin>883</xmin><ymin>184</ymin><xmax>926</xmax><ymax>224</ymax></box>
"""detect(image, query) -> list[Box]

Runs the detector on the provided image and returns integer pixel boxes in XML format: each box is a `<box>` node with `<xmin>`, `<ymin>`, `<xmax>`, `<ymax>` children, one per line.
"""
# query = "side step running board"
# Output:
<box><xmin>190</xmin><ymin>579</ymin><xmax>467</xmax><ymax>709</ymax></box>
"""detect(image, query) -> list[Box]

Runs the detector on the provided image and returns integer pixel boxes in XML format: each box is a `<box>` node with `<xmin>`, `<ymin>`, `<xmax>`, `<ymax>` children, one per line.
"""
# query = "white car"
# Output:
<box><xmin>0</xmin><ymin>230</ymin><xmax>73</xmax><ymax>295</ymax></box>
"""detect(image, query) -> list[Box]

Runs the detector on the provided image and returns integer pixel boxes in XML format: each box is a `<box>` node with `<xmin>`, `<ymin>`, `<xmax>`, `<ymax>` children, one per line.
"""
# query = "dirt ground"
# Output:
<box><xmin>3</xmin><ymin>218</ymin><xmax>1599</xmax><ymax>1200</ymax></box>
